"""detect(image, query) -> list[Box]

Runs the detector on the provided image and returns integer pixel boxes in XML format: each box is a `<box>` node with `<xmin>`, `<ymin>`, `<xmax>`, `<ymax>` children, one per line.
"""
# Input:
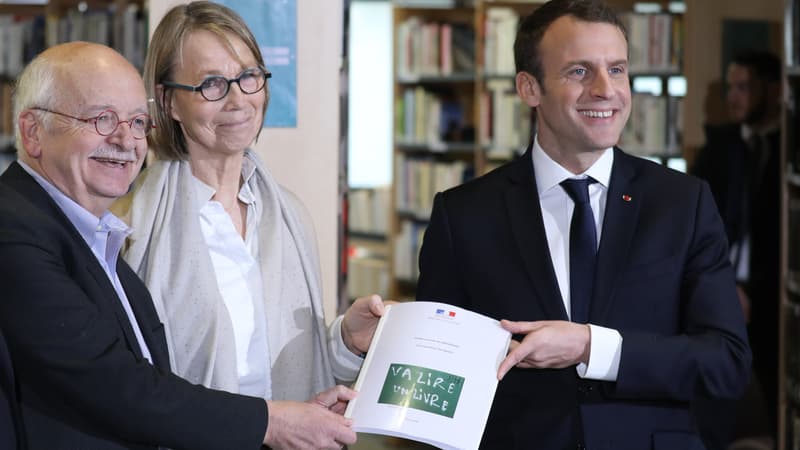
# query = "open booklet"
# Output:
<box><xmin>344</xmin><ymin>301</ymin><xmax>511</xmax><ymax>450</ymax></box>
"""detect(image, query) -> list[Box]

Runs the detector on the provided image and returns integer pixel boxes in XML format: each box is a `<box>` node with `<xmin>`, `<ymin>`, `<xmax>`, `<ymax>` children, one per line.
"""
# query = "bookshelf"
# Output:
<box><xmin>780</xmin><ymin>0</ymin><xmax>800</xmax><ymax>447</ymax></box>
<box><xmin>619</xmin><ymin>3</ymin><xmax>686</xmax><ymax>163</ymax></box>
<box><xmin>389</xmin><ymin>0</ymin><xmax>686</xmax><ymax>299</ymax></box>
<box><xmin>0</xmin><ymin>0</ymin><xmax>147</xmax><ymax>169</ymax></box>
<box><xmin>346</xmin><ymin>187</ymin><xmax>391</xmax><ymax>302</ymax></box>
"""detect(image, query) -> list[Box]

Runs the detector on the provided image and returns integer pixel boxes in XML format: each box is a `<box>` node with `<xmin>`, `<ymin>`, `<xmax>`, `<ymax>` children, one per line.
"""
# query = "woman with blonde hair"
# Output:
<box><xmin>114</xmin><ymin>2</ymin><xmax>385</xmax><ymax>447</ymax></box>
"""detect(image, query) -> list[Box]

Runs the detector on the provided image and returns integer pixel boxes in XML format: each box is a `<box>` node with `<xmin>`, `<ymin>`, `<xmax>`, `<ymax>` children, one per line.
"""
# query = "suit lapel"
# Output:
<box><xmin>592</xmin><ymin>149</ymin><xmax>641</xmax><ymax>322</ymax></box>
<box><xmin>84</xmin><ymin>263</ymin><xmax>147</xmax><ymax>362</ymax></box>
<box><xmin>504</xmin><ymin>151</ymin><xmax>569</xmax><ymax>320</ymax></box>
<box><xmin>118</xmin><ymin>266</ymin><xmax>170</xmax><ymax>371</ymax></box>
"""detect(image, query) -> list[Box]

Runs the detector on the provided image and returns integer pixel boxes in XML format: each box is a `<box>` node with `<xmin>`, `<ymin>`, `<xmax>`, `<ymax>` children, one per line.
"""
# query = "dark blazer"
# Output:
<box><xmin>0</xmin><ymin>163</ymin><xmax>267</xmax><ymax>450</ymax></box>
<box><xmin>0</xmin><ymin>326</ymin><xmax>22</xmax><ymax>450</ymax></box>
<box><xmin>417</xmin><ymin>148</ymin><xmax>751</xmax><ymax>450</ymax></box>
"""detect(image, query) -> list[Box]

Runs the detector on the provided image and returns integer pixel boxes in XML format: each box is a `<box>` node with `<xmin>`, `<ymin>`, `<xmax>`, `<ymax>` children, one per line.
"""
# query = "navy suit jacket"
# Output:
<box><xmin>417</xmin><ymin>148</ymin><xmax>751</xmax><ymax>450</ymax></box>
<box><xmin>0</xmin><ymin>163</ymin><xmax>267</xmax><ymax>450</ymax></box>
<box><xmin>0</xmin><ymin>326</ymin><xmax>22</xmax><ymax>450</ymax></box>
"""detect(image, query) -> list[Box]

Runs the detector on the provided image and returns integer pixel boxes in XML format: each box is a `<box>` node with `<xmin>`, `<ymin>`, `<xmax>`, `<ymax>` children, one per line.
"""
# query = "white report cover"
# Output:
<box><xmin>345</xmin><ymin>301</ymin><xmax>511</xmax><ymax>450</ymax></box>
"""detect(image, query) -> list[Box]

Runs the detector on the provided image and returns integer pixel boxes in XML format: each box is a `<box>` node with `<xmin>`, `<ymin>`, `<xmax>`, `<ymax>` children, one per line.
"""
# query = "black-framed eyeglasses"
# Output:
<box><xmin>32</xmin><ymin>107</ymin><xmax>155</xmax><ymax>140</ymax></box>
<box><xmin>162</xmin><ymin>67</ymin><xmax>271</xmax><ymax>102</ymax></box>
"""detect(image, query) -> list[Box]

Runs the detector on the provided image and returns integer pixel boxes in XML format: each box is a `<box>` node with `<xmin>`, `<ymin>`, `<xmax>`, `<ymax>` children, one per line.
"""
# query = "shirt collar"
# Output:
<box><xmin>741</xmin><ymin>119</ymin><xmax>779</xmax><ymax>142</ymax></box>
<box><xmin>531</xmin><ymin>134</ymin><xmax>614</xmax><ymax>196</ymax></box>
<box><xmin>17</xmin><ymin>160</ymin><xmax>131</xmax><ymax>247</ymax></box>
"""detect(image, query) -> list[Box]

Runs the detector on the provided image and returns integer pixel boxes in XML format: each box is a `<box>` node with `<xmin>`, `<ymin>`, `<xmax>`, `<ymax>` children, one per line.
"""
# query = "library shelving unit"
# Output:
<box><xmin>346</xmin><ymin>187</ymin><xmax>391</xmax><ymax>303</ymax></box>
<box><xmin>389</xmin><ymin>0</ymin><xmax>687</xmax><ymax>299</ymax></box>
<box><xmin>390</xmin><ymin>0</ymin><xmax>541</xmax><ymax>299</ymax></box>
<box><xmin>0</xmin><ymin>0</ymin><xmax>147</xmax><ymax>170</ymax></box>
<box><xmin>618</xmin><ymin>1</ymin><xmax>686</xmax><ymax>169</ymax></box>
<box><xmin>780</xmin><ymin>0</ymin><xmax>800</xmax><ymax>447</ymax></box>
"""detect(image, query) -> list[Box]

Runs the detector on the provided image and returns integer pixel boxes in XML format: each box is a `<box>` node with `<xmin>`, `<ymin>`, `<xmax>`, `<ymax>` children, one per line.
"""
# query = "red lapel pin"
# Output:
<box><xmin>622</xmin><ymin>195</ymin><xmax>632</xmax><ymax>202</ymax></box>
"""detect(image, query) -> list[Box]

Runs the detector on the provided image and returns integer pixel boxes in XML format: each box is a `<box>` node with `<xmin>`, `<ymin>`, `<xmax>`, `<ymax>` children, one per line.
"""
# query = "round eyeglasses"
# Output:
<box><xmin>162</xmin><ymin>67</ymin><xmax>271</xmax><ymax>102</ymax></box>
<box><xmin>32</xmin><ymin>108</ymin><xmax>155</xmax><ymax>140</ymax></box>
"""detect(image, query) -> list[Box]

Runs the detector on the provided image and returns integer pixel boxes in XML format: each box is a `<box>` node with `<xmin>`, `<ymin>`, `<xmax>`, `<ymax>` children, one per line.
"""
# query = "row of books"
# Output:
<box><xmin>396</xmin><ymin>17</ymin><xmax>475</xmax><ymax>79</ymax></box>
<box><xmin>619</xmin><ymin>93</ymin><xmax>683</xmax><ymax>157</ymax></box>
<box><xmin>0</xmin><ymin>81</ymin><xmax>15</xmax><ymax>154</ymax></box>
<box><xmin>394</xmin><ymin>154</ymin><xmax>470</xmax><ymax>220</ymax></box>
<box><xmin>0</xmin><ymin>4</ymin><xmax>146</xmax><ymax>78</ymax></box>
<box><xmin>483</xmin><ymin>7</ymin><xmax>518</xmax><ymax>76</ymax></box>
<box><xmin>348</xmin><ymin>187</ymin><xmax>390</xmax><ymax>236</ymax></box>
<box><xmin>347</xmin><ymin>252</ymin><xmax>390</xmax><ymax>301</ymax></box>
<box><xmin>479</xmin><ymin>78</ymin><xmax>531</xmax><ymax>159</ymax></box>
<box><xmin>393</xmin><ymin>219</ymin><xmax>426</xmax><ymax>282</ymax></box>
<box><xmin>622</xmin><ymin>12</ymin><xmax>683</xmax><ymax>74</ymax></box>
<box><xmin>395</xmin><ymin>86</ymin><xmax>473</xmax><ymax>146</ymax></box>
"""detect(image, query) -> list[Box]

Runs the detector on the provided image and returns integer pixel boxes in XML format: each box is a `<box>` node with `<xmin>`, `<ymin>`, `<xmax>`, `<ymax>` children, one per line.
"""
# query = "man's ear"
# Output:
<box><xmin>18</xmin><ymin>110</ymin><xmax>43</xmax><ymax>159</ymax></box>
<box><xmin>516</xmin><ymin>71</ymin><xmax>542</xmax><ymax>108</ymax></box>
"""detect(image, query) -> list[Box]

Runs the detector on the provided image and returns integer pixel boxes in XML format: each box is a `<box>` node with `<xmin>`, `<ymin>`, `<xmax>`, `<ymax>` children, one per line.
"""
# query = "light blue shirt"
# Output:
<box><xmin>19</xmin><ymin>161</ymin><xmax>152</xmax><ymax>363</ymax></box>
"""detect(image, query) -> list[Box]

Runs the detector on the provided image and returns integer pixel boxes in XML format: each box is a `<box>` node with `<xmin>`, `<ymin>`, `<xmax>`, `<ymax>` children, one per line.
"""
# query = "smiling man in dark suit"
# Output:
<box><xmin>416</xmin><ymin>1</ymin><xmax>751</xmax><ymax>449</ymax></box>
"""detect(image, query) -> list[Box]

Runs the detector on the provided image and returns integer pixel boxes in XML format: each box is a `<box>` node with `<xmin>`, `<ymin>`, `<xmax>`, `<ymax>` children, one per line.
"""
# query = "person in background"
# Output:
<box><xmin>691</xmin><ymin>50</ymin><xmax>782</xmax><ymax>448</ymax></box>
<box><xmin>415</xmin><ymin>1</ymin><xmax>751</xmax><ymax>448</ymax></box>
<box><xmin>113</xmin><ymin>0</ymin><xmax>385</xmax><ymax>420</ymax></box>
<box><xmin>0</xmin><ymin>41</ymin><xmax>357</xmax><ymax>449</ymax></box>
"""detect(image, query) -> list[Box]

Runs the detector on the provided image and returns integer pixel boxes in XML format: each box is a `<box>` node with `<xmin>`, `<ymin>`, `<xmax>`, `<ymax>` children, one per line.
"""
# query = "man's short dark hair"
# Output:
<box><xmin>514</xmin><ymin>0</ymin><xmax>627</xmax><ymax>84</ymax></box>
<box><xmin>731</xmin><ymin>50</ymin><xmax>781</xmax><ymax>84</ymax></box>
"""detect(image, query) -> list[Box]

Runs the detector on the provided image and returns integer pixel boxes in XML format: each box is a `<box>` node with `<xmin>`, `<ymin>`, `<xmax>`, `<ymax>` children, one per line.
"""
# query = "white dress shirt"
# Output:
<box><xmin>531</xmin><ymin>136</ymin><xmax>622</xmax><ymax>381</ymax></box>
<box><xmin>195</xmin><ymin>157</ymin><xmax>359</xmax><ymax>398</ymax></box>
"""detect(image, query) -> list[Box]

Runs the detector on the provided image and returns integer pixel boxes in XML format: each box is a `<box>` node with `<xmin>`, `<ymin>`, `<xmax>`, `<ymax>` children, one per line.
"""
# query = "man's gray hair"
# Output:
<box><xmin>13</xmin><ymin>54</ymin><xmax>57</xmax><ymax>154</ymax></box>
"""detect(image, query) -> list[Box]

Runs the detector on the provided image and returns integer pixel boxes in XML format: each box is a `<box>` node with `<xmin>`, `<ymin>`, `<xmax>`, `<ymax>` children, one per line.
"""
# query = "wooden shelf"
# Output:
<box><xmin>396</xmin><ymin>141</ymin><xmax>476</xmax><ymax>155</ymax></box>
<box><xmin>348</xmin><ymin>231</ymin><xmax>388</xmax><ymax>242</ymax></box>
<box><xmin>396</xmin><ymin>209</ymin><xmax>430</xmax><ymax>222</ymax></box>
<box><xmin>397</xmin><ymin>73</ymin><xmax>476</xmax><ymax>84</ymax></box>
<box><xmin>0</xmin><ymin>3</ymin><xmax>44</xmax><ymax>14</ymax></box>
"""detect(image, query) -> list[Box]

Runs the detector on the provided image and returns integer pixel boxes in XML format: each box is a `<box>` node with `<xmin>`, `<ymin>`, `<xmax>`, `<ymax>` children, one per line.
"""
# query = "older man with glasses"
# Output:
<box><xmin>0</xmin><ymin>40</ymin><xmax>363</xmax><ymax>450</ymax></box>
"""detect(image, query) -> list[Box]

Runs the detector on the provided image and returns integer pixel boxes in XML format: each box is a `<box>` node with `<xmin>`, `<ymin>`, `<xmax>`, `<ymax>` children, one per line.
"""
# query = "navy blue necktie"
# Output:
<box><xmin>561</xmin><ymin>178</ymin><xmax>597</xmax><ymax>324</ymax></box>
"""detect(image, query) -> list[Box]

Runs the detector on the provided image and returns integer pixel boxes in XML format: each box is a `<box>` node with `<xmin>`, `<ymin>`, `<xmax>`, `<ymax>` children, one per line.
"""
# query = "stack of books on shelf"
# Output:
<box><xmin>393</xmin><ymin>220</ymin><xmax>426</xmax><ymax>284</ymax></box>
<box><xmin>483</xmin><ymin>7</ymin><xmax>518</xmax><ymax>76</ymax></box>
<box><xmin>347</xmin><ymin>247</ymin><xmax>390</xmax><ymax>301</ymax></box>
<box><xmin>480</xmin><ymin>78</ymin><xmax>531</xmax><ymax>159</ymax></box>
<box><xmin>622</xmin><ymin>12</ymin><xmax>683</xmax><ymax>74</ymax></box>
<box><xmin>348</xmin><ymin>187</ymin><xmax>390</xmax><ymax>237</ymax></box>
<box><xmin>394</xmin><ymin>154</ymin><xmax>469</xmax><ymax>220</ymax></box>
<box><xmin>0</xmin><ymin>4</ymin><xmax>146</xmax><ymax>75</ymax></box>
<box><xmin>396</xmin><ymin>16</ymin><xmax>475</xmax><ymax>79</ymax></box>
<box><xmin>620</xmin><ymin>93</ymin><xmax>682</xmax><ymax>158</ymax></box>
<box><xmin>347</xmin><ymin>187</ymin><xmax>391</xmax><ymax>300</ymax></box>
<box><xmin>396</xmin><ymin>87</ymin><xmax>473</xmax><ymax>148</ymax></box>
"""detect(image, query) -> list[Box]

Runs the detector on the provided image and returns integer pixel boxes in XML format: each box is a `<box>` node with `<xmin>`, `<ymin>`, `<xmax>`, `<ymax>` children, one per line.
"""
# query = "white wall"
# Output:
<box><xmin>149</xmin><ymin>0</ymin><xmax>344</xmax><ymax>321</ymax></box>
